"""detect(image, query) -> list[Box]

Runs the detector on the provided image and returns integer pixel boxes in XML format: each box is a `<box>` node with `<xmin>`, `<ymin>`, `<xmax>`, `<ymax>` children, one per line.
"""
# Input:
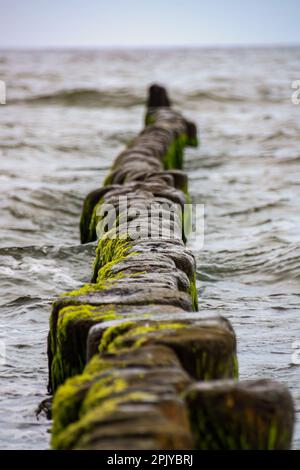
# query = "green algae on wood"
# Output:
<box><xmin>184</xmin><ymin>379</ymin><xmax>294</xmax><ymax>450</ymax></box>
<box><xmin>92</xmin><ymin>233</ymin><xmax>134</xmax><ymax>282</ymax></box>
<box><xmin>99</xmin><ymin>321</ymin><xmax>187</xmax><ymax>353</ymax></box>
<box><xmin>51</xmin><ymin>343</ymin><xmax>193</xmax><ymax>450</ymax></box>
<box><xmin>48</xmin><ymin>304</ymin><xmax>118</xmax><ymax>392</ymax></box>
<box><xmin>80</xmin><ymin>188</ymin><xmax>112</xmax><ymax>244</ymax></box>
<box><xmin>55</xmin><ymin>388</ymin><xmax>194</xmax><ymax>449</ymax></box>
<box><xmin>80</xmin><ymin>111</ymin><xmax>196</xmax><ymax>244</ymax></box>
<box><xmin>97</xmin><ymin>318</ymin><xmax>237</xmax><ymax>381</ymax></box>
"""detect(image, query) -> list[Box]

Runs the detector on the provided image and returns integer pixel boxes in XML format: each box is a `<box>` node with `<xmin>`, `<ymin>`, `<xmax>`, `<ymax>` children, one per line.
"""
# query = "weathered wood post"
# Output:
<box><xmin>47</xmin><ymin>85</ymin><xmax>294</xmax><ymax>450</ymax></box>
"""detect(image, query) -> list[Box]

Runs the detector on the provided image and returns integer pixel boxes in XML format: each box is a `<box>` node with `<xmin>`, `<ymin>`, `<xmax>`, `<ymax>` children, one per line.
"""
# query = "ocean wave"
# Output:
<box><xmin>222</xmin><ymin>200</ymin><xmax>285</xmax><ymax>217</ymax></box>
<box><xmin>0</xmin><ymin>142</ymin><xmax>41</xmax><ymax>150</ymax></box>
<box><xmin>7</xmin><ymin>87</ymin><xmax>286</xmax><ymax>109</ymax></box>
<box><xmin>185</xmin><ymin>89</ymin><xmax>285</xmax><ymax>104</ymax></box>
<box><xmin>196</xmin><ymin>242</ymin><xmax>300</xmax><ymax>282</ymax></box>
<box><xmin>263</xmin><ymin>130</ymin><xmax>298</xmax><ymax>142</ymax></box>
<box><xmin>0</xmin><ymin>295</ymin><xmax>45</xmax><ymax>309</ymax></box>
<box><xmin>277</xmin><ymin>155</ymin><xmax>300</xmax><ymax>165</ymax></box>
<box><xmin>0</xmin><ymin>242</ymin><xmax>96</xmax><ymax>258</ymax></box>
<box><xmin>9</xmin><ymin>88</ymin><xmax>145</xmax><ymax>108</ymax></box>
<box><xmin>187</xmin><ymin>90</ymin><xmax>245</xmax><ymax>103</ymax></box>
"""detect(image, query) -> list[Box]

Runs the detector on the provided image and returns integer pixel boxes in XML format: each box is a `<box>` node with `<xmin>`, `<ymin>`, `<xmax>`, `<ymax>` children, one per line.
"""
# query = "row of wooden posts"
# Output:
<box><xmin>47</xmin><ymin>85</ymin><xmax>294</xmax><ymax>450</ymax></box>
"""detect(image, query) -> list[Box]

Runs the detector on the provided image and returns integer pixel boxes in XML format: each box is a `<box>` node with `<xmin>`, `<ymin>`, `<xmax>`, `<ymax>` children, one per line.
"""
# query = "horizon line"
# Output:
<box><xmin>0</xmin><ymin>42</ymin><xmax>300</xmax><ymax>51</ymax></box>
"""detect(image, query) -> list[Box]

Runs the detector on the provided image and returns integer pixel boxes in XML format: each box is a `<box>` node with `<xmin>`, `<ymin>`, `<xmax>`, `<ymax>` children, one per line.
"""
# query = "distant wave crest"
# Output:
<box><xmin>11</xmin><ymin>88</ymin><xmax>145</xmax><ymax>108</ymax></box>
<box><xmin>186</xmin><ymin>89</ymin><xmax>284</xmax><ymax>104</ymax></box>
<box><xmin>187</xmin><ymin>90</ymin><xmax>245</xmax><ymax>103</ymax></box>
<box><xmin>9</xmin><ymin>87</ymin><xmax>284</xmax><ymax>108</ymax></box>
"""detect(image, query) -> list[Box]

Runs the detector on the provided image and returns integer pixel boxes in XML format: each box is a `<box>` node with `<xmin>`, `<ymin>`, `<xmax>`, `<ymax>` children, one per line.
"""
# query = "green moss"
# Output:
<box><xmin>51</xmin><ymin>348</ymin><xmax>157</xmax><ymax>450</ymax></box>
<box><xmin>80</xmin><ymin>192</ymin><xmax>104</xmax><ymax>244</ymax></box>
<box><xmin>103</xmin><ymin>172</ymin><xmax>113</xmax><ymax>186</ymax></box>
<box><xmin>80</xmin><ymin>194</ymin><xmax>95</xmax><ymax>244</ymax></box>
<box><xmin>49</xmin><ymin>233</ymin><xmax>141</xmax><ymax>392</ymax></box>
<box><xmin>99</xmin><ymin>321</ymin><xmax>135</xmax><ymax>354</ymax></box>
<box><xmin>99</xmin><ymin>322</ymin><xmax>187</xmax><ymax>354</ymax></box>
<box><xmin>65</xmin><ymin>240</ymin><xmax>142</xmax><ymax>298</ymax></box>
<box><xmin>92</xmin><ymin>234</ymin><xmax>134</xmax><ymax>280</ymax></box>
<box><xmin>188</xmin><ymin>272</ymin><xmax>198</xmax><ymax>311</ymax></box>
<box><xmin>192</xmin><ymin>342</ymin><xmax>238</xmax><ymax>382</ymax></box>
<box><xmin>51</xmin><ymin>373</ymin><xmax>94</xmax><ymax>446</ymax></box>
<box><xmin>232</xmin><ymin>355</ymin><xmax>239</xmax><ymax>380</ymax></box>
<box><xmin>182</xmin><ymin>192</ymin><xmax>191</xmax><ymax>244</ymax></box>
<box><xmin>181</xmin><ymin>178</ymin><xmax>189</xmax><ymax>199</ymax></box>
<box><xmin>163</xmin><ymin>134</ymin><xmax>187</xmax><ymax>170</ymax></box>
<box><xmin>87</xmin><ymin>197</ymin><xmax>104</xmax><ymax>241</ymax></box>
<box><xmin>267</xmin><ymin>422</ymin><xmax>278</xmax><ymax>450</ymax></box>
<box><xmin>188</xmin><ymin>403</ymin><xmax>225</xmax><ymax>450</ymax></box>
<box><xmin>50</xmin><ymin>348</ymin><xmax>70</xmax><ymax>394</ymax></box>
<box><xmin>63</xmin><ymin>281</ymin><xmax>109</xmax><ymax>297</ymax></box>
<box><xmin>51</xmin><ymin>319</ymin><xmax>147</xmax><ymax>433</ymax></box>
<box><xmin>96</xmin><ymin>259</ymin><xmax>129</xmax><ymax>283</ymax></box>
<box><xmin>83</xmin><ymin>354</ymin><xmax>116</xmax><ymax>375</ymax></box>
<box><xmin>49</xmin><ymin>304</ymin><xmax>118</xmax><ymax>391</ymax></box>
<box><xmin>57</xmin><ymin>305</ymin><xmax>116</xmax><ymax>339</ymax></box>
<box><xmin>131</xmin><ymin>324</ymin><xmax>186</xmax><ymax>350</ymax></box>
<box><xmin>63</xmin><ymin>272</ymin><xmax>127</xmax><ymax>298</ymax></box>
<box><xmin>80</xmin><ymin>376</ymin><xmax>127</xmax><ymax>415</ymax></box>
<box><xmin>62</xmin><ymin>233</ymin><xmax>141</xmax><ymax>299</ymax></box>
<box><xmin>144</xmin><ymin>112</ymin><xmax>156</xmax><ymax>126</ymax></box>
<box><xmin>189</xmin><ymin>404</ymin><xmax>280</xmax><ymax>450</ymax></box>
<box><xmin>51</xmin><ymin>366</ymin><xmax>107</xmax><ymax>449</ymax></box>
<box><xmin>186</xmin><ymin>135</ymin><xmax>198</xmax><ymax>147</ymax></box>
<box><xmin>52</xmin><ymin>389</ymin><xmax>156</xmax><ymax>450</ymax></box>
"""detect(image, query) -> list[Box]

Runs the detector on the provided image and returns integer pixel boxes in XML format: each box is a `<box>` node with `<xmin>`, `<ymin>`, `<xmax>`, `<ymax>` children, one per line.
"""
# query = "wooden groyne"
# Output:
<box><xmin>47</xmin><ymin>85</ymin><xmax>294</xmax><ymax>450</ymax></box>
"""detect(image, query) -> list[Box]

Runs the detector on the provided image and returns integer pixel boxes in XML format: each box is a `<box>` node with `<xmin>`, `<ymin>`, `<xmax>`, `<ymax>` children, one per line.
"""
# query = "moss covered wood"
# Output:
<box><xmin>48</xmin><ymin>84</ymin><xmax>294</xmax><ymax>450</ymax></box>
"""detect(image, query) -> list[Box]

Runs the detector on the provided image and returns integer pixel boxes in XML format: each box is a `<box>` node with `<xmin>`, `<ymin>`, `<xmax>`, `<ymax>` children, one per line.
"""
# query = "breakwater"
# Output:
<box><xmin>47</xmin><ymin>85</ymin><xmax>294</xmax><ymax>450</ymax></box>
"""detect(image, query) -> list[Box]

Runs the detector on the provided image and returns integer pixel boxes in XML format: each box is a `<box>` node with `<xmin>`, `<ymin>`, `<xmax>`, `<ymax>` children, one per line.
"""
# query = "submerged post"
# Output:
<box><xmin>47</xmin><ymin>85</ymin><xmax>294</xmax><ymax>450</ymax></box>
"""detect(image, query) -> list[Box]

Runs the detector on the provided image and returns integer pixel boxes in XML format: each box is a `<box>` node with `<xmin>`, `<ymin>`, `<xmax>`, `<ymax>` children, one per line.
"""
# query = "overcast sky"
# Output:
<box><xmin>0</xmin><ymin>0</ymin><xmax>299</xmax><ymax>48</ymax></box>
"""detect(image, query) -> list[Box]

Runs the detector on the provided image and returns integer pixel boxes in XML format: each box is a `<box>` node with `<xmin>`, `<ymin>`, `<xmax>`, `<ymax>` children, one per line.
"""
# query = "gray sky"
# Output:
<box><xmin>0</xmin><ymin>0</ymin><xmax>299</xmax><ymax>48</ymax></box>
